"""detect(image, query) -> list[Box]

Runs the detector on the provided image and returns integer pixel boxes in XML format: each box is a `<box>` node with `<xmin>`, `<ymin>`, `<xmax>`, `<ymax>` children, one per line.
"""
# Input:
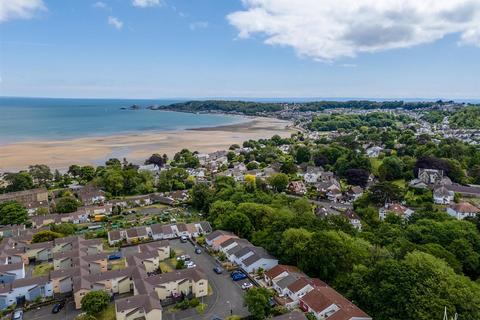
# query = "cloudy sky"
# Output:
<box><xmin>1</xmin><ymin>0</ymin><xmax>480</xmax><ymax>99</ymax></box>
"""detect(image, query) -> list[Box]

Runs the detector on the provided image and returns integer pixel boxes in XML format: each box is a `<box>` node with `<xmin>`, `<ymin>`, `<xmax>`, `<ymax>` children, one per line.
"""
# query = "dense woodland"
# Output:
<box><xmin>449</xmin><ymin>107</ymin><xmax>480</xmax><ymax>129</ymax></box>
<box><xmin>156</xmin><ymin>100</ymin><xmax>284</xmax><ymax>115</ymax></box>
<box><xmin>157</xmin><ymin>99</ymin><xmax>471</xmax><ymax>115</ymax></box>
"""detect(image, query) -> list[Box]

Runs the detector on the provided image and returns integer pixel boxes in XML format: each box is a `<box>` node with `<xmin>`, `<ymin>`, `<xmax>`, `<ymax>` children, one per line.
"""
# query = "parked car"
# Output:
<box><xmin>108</xmin><ymin>253</ymin><xmax>122</xmax><ymax>260</ymax></box>
<box><xmin>232</xmin><ymin>272</ymin><xmax>247</xmax><ymax>281</ymax></box>
<box><xmin>176</xmin><ymin>254</ymin><xmax>191</xmax><ymax>261</ymax></box>
<box><xmin>52</xmin><ymin>301</ymin><xmax>65</xmax><ymax>314</ymax></box>
<box><xmin>241</xmin><ymin>282</ymin><xmax>253</xmax><ymax>290</ymax></box>
<box><xmin>195</xmin><ymin>247</ymin><xmax>202</xmax><ymax>254</ymax></box>
<box><xmin>180</xmin><ymin>235</ymin><xmax>188</xmax><ymax>242</ymax></box>
<box><xmin>213</xmin><ymin>266</ymin><xmax>223</xmax><ymax>274</ymax></box>
<box><xmin>186</xmin><ymin>261</ymin><xmax>196</xmax><ymax>268</ymax></box>
<box><xmin>12</xmin><ymin>309</ymin><xmax>23</xmax><ymax>320</ymax></box>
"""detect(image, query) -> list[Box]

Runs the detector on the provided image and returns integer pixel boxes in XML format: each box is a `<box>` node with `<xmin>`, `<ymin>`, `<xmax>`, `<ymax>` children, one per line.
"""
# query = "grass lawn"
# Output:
<box><xmin>392</xmin><ymin>179</ymin><xmax>406</xmax><ymax>188</ymax></box>
<box><xmin>110</xmin><ymin>258</ymin><xmax>126</xmax><ymax>271</ymax></box>
<box><xmin>32</xmin><ymin>263</ymin><xmax>53</xmax><ymax>276</ymax></box>
<box><xmin>160</xmin><ymin>261</ymin><xmax>174</xmax><ymax>273</ymax></box>
<box><xmin>95</xmin><ymin>304</ymin><xmax>116</xmax><ymax>320</ymax></box>
<box><xmin>468</xmin><ymin>197</ymin><xmax>480</xmax><ymax>206</ymax></box>
<box><xmin>370</xmin><ymin>158</ymin><xmax>383</xmax><ymax>176</ymax></box>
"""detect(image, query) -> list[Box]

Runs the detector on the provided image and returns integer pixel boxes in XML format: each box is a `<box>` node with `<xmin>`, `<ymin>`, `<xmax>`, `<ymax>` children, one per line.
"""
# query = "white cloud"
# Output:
<box><xmin>227</xmin><ymin>0</ymin><xmax>480</xmax><ymax>61</ymax></box>
<box><xmin>132</xmin><ymin>0</ymin><xmax>163</xmax><ymax>8</ymax></box>
<box><xmin>189</xmin><ymin>21</ymin><xmax>208</xmax><ymax>30</ymax></box>
<box><xmin>108</xmin><ymin>16</ymin><xmax>123</xmax><ymax>29</ymax></box>
<box><xmin>93</xmin><ymin>1</ymin><xmax>107</xmax><ymax>9</ymax></box>
<box><xmin>0</xmin><ymin>0</ymin><xmax>46</xmax><ymax>22</ymax></box>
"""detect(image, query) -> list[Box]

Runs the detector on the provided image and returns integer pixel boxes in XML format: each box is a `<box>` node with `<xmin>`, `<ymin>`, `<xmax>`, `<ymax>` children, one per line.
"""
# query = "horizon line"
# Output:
<box><xmin>1</xmin><ymin>95</ymin><xmax>480</xmax><ymax>103</ymax></box>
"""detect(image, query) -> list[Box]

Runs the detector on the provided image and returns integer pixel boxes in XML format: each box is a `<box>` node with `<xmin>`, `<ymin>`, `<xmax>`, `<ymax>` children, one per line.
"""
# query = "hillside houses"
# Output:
<box><xmin>447</xmin><ymin>202</ymin><xmax>480</xmax><ymax>220</ymax></box>
<box><xmin>379</xmin><ymin>203</ymin><xmax>414</xmax><ymax>220</ymax></box>
<box><xmin>433</xmin><ymin>186</ymin><xmax>455</xmax><ymax>204</ymax></box>
<box><xmin>211</xmin><ymin>233</ymin><xmax>278</xmax><ymax>273</ymax></box>
<box><xmin>0</xmin><ymin>233</ymin><xmax>209</xmax><ymax>319</ymax></box>
<box><xmin>263</xmin><ymin>264</ymin><xmax>371</xmax><ymax>320</ymax></box>
<box><xmin>0</xmin><ymin>188</ymin><xmax>49</xmax><ymax>214</ymax></box>
<box><xmin>107</xmin><ymin>221</ymin><xmax>212</xmax><ymax>246</ymax></box>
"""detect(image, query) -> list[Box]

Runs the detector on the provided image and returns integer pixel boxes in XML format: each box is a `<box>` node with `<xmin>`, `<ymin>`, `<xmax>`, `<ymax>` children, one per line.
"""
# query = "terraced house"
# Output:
<box><xmin>0</xmin><ymin>232</ymin><xmax>208</xmax><ymax>319</ymax></box>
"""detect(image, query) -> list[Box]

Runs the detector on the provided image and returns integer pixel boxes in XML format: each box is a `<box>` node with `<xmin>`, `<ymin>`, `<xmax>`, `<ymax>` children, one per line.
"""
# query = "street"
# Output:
<box><xmin>164</xmin><ymin>239</ymin><xmax>250</xmax><ymax>320</ymax></box>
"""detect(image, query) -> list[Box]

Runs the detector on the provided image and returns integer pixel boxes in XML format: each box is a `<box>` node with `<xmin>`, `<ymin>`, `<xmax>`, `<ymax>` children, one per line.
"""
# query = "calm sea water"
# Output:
<box><xmin>0</xmin><ymin>97</ymin><xmax>245</xmax><ymax>144</ymax></box>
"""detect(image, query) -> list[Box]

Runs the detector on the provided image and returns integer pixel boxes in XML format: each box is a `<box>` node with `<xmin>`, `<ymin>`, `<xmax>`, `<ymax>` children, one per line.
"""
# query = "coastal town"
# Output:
<box><xmin>0</xmin><ymin>101</ymin><xmax>480</xmax><ymax>320</ymax></box>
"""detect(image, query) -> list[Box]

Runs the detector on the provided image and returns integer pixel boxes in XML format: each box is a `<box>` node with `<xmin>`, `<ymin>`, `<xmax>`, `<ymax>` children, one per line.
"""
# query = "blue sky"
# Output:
<box><xmin>1</xmin><ymin>0</ymin><xmax>480</xmax><ymax>99</ymax></box>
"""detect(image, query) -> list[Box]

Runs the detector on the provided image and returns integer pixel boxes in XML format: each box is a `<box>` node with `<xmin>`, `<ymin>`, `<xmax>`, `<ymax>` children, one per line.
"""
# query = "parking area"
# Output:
<box><xmin>164</xmin><ymin>239</ymin><xmax>250</xmax><ymax>320</ymax></box>
<box><xmin>24</xmin><ymin>299</ymin><xmax>80</xmax><ymax>320</ymax></box>
<box><xmin>24</xmin><ymin>239</ymin><xmax>251</xmax><ymax>320</ymax></box>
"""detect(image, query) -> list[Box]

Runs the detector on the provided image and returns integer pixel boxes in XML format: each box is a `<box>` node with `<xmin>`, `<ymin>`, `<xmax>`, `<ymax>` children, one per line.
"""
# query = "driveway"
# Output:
<box><xmin>24</xmin><ymin>299</ymin><xmax>80</xmax><ymax>320</ymax></box>
<box><xmin>164</xmin><ymin>239</ymin><xmax>250</xmax><ymax>320</ymax></box>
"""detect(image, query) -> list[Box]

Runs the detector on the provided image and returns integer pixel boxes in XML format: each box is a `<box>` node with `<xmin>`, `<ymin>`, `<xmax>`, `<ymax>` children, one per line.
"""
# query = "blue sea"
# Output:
<box><xmin>0</xmin><ymin>97</ymin><xmax>245</xmax><ymax>144</ymax></box>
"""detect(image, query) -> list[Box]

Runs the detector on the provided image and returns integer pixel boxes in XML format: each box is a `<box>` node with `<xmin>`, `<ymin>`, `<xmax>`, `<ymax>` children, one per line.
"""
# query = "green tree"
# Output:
<box><xmin>295</xmin><ymin>145</ymin><xmax>311</xmax><ymax>164</ymax></box>
<box><xmin>191</xmin><ymin>183</ymin><xmax>214</xmax><ymax>212</ymax></box>
<box><xmin>268</xmin><ymin>173</ymin><xmax>289</xmax><ymax>192</ymax></box>
<box><xmin>103</xmin><ymin>169</ymin><xmax>124</xmax><ymax>196</ymax></box>
<box><xmin>51</xmin><ymin>223</ymin><xmax>77</xmax><ymax>236</ymax></box>
<box><xmin>4</xmin><ymin>171</ymin><xmax>34</xmax><ymax>192</ymax></box>
<box><xmin>0</xmin><ymin>201</ymin><xmax>29</xmax><ymax>225</ymax></box>
<box><xmin>340</xmin><ymin>251</ymin><xmax>480</xmax><ymax>320</ymax></box>
<box><xmin>300</xmin><ymin>230</ymin><xmax>371</xmax><ymax>282</ymax></box>
<box><xmin>28</xmin><ymin>164</ymin><xmax>53</xmax><ymax>186</ymax></box>
<box><xmin>55</xmin><ymin>197</ymin><xmax>81</xmax><ymax>213</ymax></box>
<box><xmin>367</xmin><ymin>182</ymin><xmax>404</xmax><ymax>205</ymax></box>
<box><xmin>81</xmin><ymin>290</ymin><xmax>110</xmax><ymax>315</ymax></box>
<box><xmin>378</xmin><ymin>156</ymin><xmax>405</xmax><ymax>181</ymax></box>
<box><xmin>215</xmin><ymin>212</ymin><xmax>253</xmax><ymax>238</ymax></box>
<box><xmin>32</xmin><ymin>230</ymin><xmax>63</xmax><ymax>243</ymax></box>
<box><xmin>280</xmin><ymin>228</ymin><xmax>313</xmax><ymax>265</ymax></box>
<box><xmin>80</xmin><ymin>166</ymin><xmax>96</xmax><ymax>182</ymax></box>
<box><xmin>244</xmin><ymin>287</ymin><xmax>273</xmax><ymax>320</ymax></box>
<box><xmin>208</xmin><ymin>200</ymin><xmax>236</xmax><ymax>223</ymax></box>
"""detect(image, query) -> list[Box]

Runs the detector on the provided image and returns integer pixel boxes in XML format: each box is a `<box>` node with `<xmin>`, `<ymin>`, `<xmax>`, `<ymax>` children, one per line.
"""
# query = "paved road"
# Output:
<box><xmin>24</xmin><ymin>299</ymin><xmax>80</xmax><ymax>320</ymax></box>
<box><xmin>164</xmin><ymin>239</ymin><xmax>250</xmax><ymax>320</ymax></box>
<box><xmin>287</xmin><ymin>194</ymin><xmax>353</xmax><ymax>210</ymax></box>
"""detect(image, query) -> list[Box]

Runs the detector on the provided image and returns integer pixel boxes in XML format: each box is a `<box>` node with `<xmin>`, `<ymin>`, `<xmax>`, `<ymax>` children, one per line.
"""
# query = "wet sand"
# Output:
<box><xmin>0</xmin><ymin>117</ymin><xmax>294</xmax><ymax>171</ymax></box>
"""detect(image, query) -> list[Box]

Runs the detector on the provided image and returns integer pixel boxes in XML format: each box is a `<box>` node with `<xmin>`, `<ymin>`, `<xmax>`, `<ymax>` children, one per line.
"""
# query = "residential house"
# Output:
<box><xmin>447</xmin><ymin>202</ymin><xmax>480</xmax><ymax>220</ymax></box>
<box><xmin>0</xmin><ymin>188</ymin><xmax>49</xmax><ymax>214</ymax></box>
<box><xmin>273</xmin><ymin>311</ymin><xmax>307</xmax><ymax>320</ymax></box>
<box><xmin>288</xmin><ymin>181</ymin><xmax>307</xmax><ymax>196</ymax></box>
<box><xmin>346</xmin><ymin>186</ymin><xmax>363</xmax><ymax>202</ymax></box>
<box><xmin>366</xmin><ymin>146</ymin><xmax>383</xmax><ymax>158</ymax></box>
<box><xmin>343</xmin><ymin>209</ymin><xmax>362</xmax><ymax>230</ymax></box>
<box><xmin>83</xmin><ymin>204</ymin><xmax>113</xmax><ymax>216</ymax></box>
<box><xmin>125</xmin><ymin>227</ymin><xmax>149</xmax><ymax>243</ymax></box>
<box><xmin>0</xmin><ymin>263</ymin><xmax>25</xmax><ymax>284</ymax></box>
<box><xmin>226</xmin><ymin>242</ymin><xmax>278</xmax><ymax>273</ymax></box>
<box><xmin>108</xmin><ymin>230</ymin><xmax>125</xmax><ymax>246</ymax></box>
<box><xmin>433</xmin><ymin>186</ymin><xmax>455</xmax><ymax>204</ymax></box>
<box><xmin>418</xmin><ymin>168</ymin><xmax>443</xmax><ymax>185</ymax></box>
<box><xmin>303</xmin><ymin>167</ymin><xmax>323</xmax><ymax>184</ymax></box>
<box><xmin>115</xmin><ymin>293</ymin><xmax>162</xmax><ymax>320</ymax></box>
<box><xmin>0</xmin><ymin>276</ymin><xmax>53</xmax><ymax>309</ymax></box>
<box><xmin>379</xmin><ymin>203</ymin><xmax>414</xmax><ymax>220</ymax></box>
<box><xmin>299</xmin><ymin>286</ymin><xmax>371</xmax><ymax>320</ymax></box>
<box><xmin>264</xmin><ymin>265</ymin><xmax>302</xmax><ymax>286</ymax></box>
<box><xmin>74</xmin><ymin>186</ymin><xmax>105</xmax><ymax>205</ymax></box>
<box><xmin>205</xmin><ymin>230</ymin><xmax>235</xmax><ymax>246</ymax></box>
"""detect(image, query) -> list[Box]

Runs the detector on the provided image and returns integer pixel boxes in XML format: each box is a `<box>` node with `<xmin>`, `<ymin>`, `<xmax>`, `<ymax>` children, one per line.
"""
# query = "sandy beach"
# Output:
<box><xmin>0</xmin><ymin>117</ymin><xmax>294</xmax><ymax>171</ymax></box>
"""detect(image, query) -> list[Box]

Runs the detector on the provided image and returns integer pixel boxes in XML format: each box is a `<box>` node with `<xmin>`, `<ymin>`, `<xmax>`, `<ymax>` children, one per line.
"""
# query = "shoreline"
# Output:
<box><xmin>0</xmin><ymin>117</ymin><xmax>294</xmax><ymax>172</ymax></box>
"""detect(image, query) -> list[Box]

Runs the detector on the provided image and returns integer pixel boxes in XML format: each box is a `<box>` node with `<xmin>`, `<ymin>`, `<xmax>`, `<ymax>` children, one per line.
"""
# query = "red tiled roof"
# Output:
<box><xmin>265</xmin><ymin>265</ymin><xmax>302</xmax><ymax>280</ymax></box>
<box><xmin>301</xmin><ymin>286</ymin><xmax>370</xmax><ymax>319</ymax></box>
